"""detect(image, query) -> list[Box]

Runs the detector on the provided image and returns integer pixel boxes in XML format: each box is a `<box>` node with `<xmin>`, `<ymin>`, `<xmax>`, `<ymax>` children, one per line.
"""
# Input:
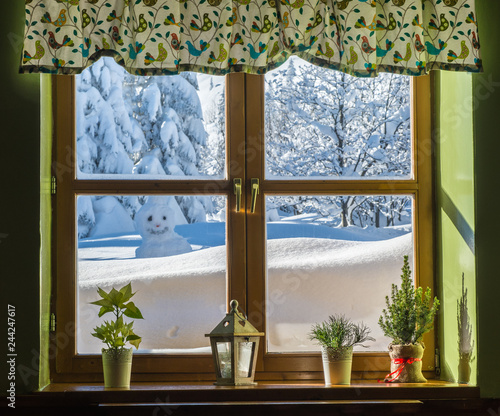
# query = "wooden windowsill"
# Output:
<box><xmin>32</xmin><ymin>380</ymin><xmax>478</xmax><ymax>405</ymax></box>
<box><xmin>14</xmin><ymin>381</ymin><xmax>493</xmax><ymax>416</ymax></box>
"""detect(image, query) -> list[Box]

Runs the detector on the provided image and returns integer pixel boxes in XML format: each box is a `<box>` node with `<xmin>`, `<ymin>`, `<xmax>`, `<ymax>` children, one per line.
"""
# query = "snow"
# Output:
<box><xmin>88</xmin><ymin>196</ymin><xmax>136</xmax><ymax>238</ymax></box>
<box><xmin>77</xmin><ymin>195</ymin><xmax>95</xmax><ymax>239</ymax></box>
<box><xmin>160</xmin><ymin>120</ymin><xmax>179</xmax><ymax>150</ymax></box>
<box><xmin>265</xmin><ymin>234</ymin><xmax>412</xmax><ymax>352</ymax></box>
<box><xmin>142</xmin><ymin>83</ymin><xmax>162</xmax><ymax>122</ymax></box>
<box><xmin>265</xmin><ymin>56</ymin><xmax>411</xmax><ymax>181</ymax></box>
<box><xmin>77</xmin><ymin>218</ymin><xmax>413</xmax><ymax>354</ymax></box>
<box><xmin>132</xmin><ymin>149</ymin><xmax>167</xmax><ymax>175</ymax></box>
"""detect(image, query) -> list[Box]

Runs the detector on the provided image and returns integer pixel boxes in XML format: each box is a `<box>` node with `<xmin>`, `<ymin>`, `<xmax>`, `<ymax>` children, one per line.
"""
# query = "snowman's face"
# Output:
<box><xmin>145</xmin><ymin>213</ymin><xmax>169</xmax><ymax>235</ymax></box>
<box><xmin>140</xmin><ymin>206</ymin><xmax>172</xmax><ymax>236</ymax></box>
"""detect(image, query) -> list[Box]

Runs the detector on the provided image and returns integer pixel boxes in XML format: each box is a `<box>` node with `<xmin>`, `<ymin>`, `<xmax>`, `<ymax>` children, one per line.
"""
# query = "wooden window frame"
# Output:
<box><xmin>245</xmin><ymin>73</ymin><xmax>434</xmax><ymax>381</ymax></box>
<box><xmin>50</xmin><ymin>71</ymin><xmax>434</xmax><ymax>382</ymax></box>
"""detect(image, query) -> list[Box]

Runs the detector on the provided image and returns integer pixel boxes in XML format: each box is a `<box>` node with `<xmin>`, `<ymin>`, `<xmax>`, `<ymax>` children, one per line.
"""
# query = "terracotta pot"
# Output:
<box><xmin>386</xmin><ymin>343</ymin><xmax>426</xmax><ymax>383</ymax></box>
<box><xmin>321</xmin><ymin>346</ymin><xmax>353</xmax><ymax>386</ymax></box>
<box><xmin>102</xmin><ymin>347</ymin><xmax>133</xmax><ymax>388</ymax></box>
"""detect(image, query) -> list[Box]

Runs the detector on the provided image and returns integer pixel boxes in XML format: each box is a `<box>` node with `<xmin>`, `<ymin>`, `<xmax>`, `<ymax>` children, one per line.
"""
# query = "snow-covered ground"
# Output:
<box><xmin>77</xmin><ymin>219</ymin><xmax>413</xmax><ymax>354</ymax></box>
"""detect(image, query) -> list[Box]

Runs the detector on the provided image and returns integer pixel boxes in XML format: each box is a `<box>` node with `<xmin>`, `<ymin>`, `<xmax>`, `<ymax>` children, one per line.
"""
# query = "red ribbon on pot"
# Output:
<box><xmin>381</xmin><ymin>357</ymin><xmax>422</xmax><ymax>383</ymax></box>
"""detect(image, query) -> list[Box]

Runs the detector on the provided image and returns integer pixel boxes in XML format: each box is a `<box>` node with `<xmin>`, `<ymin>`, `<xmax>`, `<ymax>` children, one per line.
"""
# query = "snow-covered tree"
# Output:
<box><xmin>76</xmin><ymin>58</ymin><xmax>145</xmax><ymax>176</ymax></box>
<box><xmin>123</xmin><ymin>70</ymin><xmax>213</xmax><ymax>223</ymax></box>
<box><xmin>198</xmin><ymin>76</ymin><xmax>226</xmax><ymax>178</ymax></box>
<box><xmin>196</xmin><ymin>74</ymin><xmax>227</xmax><ymax>216</ymax></box>
<box><xmin>76</xmin><ymin>58</ymin><xmax>214</xmax><ymax>238</ymax></box>
<box><xmin>265</xmin><ymin>57</ymin><xmax>412</xmax><ymax>227</ymax></box>
<box><xmin>76</xmin><ymin>58</ymin><xmax>146</xmax><ymax>238</ymax></box>
<box><xmin>77</xmin><ymin>56</ymin><xmax>412</xmax><ymax>238</ymax></box>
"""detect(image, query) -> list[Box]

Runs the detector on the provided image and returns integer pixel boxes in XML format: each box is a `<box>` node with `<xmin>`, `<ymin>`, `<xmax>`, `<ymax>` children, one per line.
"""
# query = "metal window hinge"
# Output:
<box><xmin>51</xmin><ymin>176</ymin><xmax>57</xmax><ymax>195</ymax></box>
<box><xmin>50</xmin><ymin>313</ymin><xmax>56</xmax><ymax>332</ymax></box>
<box><xmin>435</xmin><ymin>348</ymin><xmax>441</xmax><ymax>376</ymax></box>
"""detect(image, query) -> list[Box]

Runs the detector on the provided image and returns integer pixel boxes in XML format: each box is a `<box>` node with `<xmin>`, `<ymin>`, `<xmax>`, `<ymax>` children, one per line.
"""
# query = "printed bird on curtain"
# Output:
<box><xmin>48</xmin><ymin>32</ymin><xmax>74</xmax><ymax>50</ymax></box>
<box><xmin>41</xmin><ymin>10</ymin><xmax>67</xmax><ymax>27</ymax></box>
<box><xmin>23</xmin><ymin>40</ymin><xmax>45</xmax><ymax>63</ymax></box>
<box><xmin>144</xmin><ymin>43</ymin><xmax>168</xmax><ymax>65</ymax></box>
<box><xmin>447</xmin><ymin>41</ymin><xmax>469</xmax><ymax>62</ymax></box>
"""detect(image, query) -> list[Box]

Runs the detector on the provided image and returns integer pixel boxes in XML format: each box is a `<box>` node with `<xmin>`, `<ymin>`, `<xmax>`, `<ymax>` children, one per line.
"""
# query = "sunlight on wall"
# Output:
<box><xmin>39</xmin><ymin>75</ymin><xmax>52</xmax><ymax>390</ymax></box>
<box><xmin>435</xmin><ymin>71</ymin><xmax>477</xmax><ymax>385</ymax></box>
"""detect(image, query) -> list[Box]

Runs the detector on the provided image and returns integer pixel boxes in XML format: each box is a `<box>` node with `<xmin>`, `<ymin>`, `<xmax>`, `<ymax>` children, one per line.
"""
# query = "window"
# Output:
<box><xmin>51</xmin><ymin>58</ymin><xmax>433</xmax><ymax>381</ymax></box>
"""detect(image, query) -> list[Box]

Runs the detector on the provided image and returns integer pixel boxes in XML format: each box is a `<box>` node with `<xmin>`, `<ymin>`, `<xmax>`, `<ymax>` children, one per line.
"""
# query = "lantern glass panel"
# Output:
<box><xmin>237</xmin><ymin>341</ymin><xmax>255</xmax><ymax>378</ymax></box>
<box><xmin>216</xmin><ymin>341</ymin><xmax>232</xmax><ymax>378</ymax></box>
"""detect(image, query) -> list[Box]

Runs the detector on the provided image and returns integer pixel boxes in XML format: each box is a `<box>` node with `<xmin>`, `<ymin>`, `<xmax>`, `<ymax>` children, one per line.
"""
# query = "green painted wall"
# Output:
<box><xmin>435</xmin><ymin>71</ymin><xmax>477</xmax><ymax>385</ymax></box>
<box><xmin>0</xmin><ymin>1</ymin><xmax>41</xmax><ymax>396</ymax></box>
<box><xmin>435</xmin><ymin>0</ymin><xmax>500</xmax><ymax>398</ymax></box>
<box><xmin>473</xmin><ymin>0</ymin><xmax>500</xmax><ymax>399</ymax></box>
<box><xmin>39</xmin><ymin>75</ymin><xmax>52</xmax><ymax>391</ymax></box>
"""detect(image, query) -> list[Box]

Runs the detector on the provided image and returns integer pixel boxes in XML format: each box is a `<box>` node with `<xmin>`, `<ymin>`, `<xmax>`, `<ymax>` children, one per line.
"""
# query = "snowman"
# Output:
<box><xmin>135</xmin><ymin>196</ymin><xmax>192</xmax><ymax>258</ymax></box>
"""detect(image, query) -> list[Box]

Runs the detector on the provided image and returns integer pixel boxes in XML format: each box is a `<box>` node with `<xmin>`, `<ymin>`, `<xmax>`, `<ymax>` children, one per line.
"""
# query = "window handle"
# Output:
<box><xmin>234</xmin><ymin>178</ymin><xmax>242</xmax><ymax>212</ymax></box>
<box><xmin>250</xmin><ymin>178</ymin><xmax>260</xmax><ymax>214</ymax></box>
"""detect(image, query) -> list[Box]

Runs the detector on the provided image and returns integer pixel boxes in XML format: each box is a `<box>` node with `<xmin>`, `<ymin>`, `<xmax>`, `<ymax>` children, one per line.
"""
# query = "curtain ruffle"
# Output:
<box><xmin>20</xmin><ymin>0</ymin><xmax>482</xmax><ymax>77</ymax></box>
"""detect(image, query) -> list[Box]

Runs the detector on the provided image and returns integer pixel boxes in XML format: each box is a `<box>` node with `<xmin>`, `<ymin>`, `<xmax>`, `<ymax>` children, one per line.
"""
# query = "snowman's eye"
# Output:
<box><xmin>147</xmin><ymin>216</ymin><xmax>152</xmax><ymax>221</ymax></box>
<box><xmin>163</xmin><ymin>216</ymin><xmax>166</xmax><ymax>220</ymax></box>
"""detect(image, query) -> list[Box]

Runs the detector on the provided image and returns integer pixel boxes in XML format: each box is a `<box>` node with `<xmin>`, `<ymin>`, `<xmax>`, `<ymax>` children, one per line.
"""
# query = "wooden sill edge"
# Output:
<box><xmin>27</xmin><ymin>380</ymin><xmax>480</xmax><ymax>405</ymax></box>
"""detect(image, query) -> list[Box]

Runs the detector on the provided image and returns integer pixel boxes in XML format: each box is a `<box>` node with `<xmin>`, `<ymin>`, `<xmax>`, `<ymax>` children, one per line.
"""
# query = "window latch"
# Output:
<box><xmin>250</xmin><ymin>178</ymin><xmax>260</xmax><ymax>214</ymax></box>
<box><xmin>234</xmin><ymin>178</ymin><xmax>242</xmax><ymax>212</ymax></box>
<box><xmin>51</xmin><ymin>176</ymin><xmax>57</xmax><ymax>195</ymax></box>
<box><xmin>50</xmin><ymin>313</ymin><xmax>56</xmax><ymax>332</ymax></box>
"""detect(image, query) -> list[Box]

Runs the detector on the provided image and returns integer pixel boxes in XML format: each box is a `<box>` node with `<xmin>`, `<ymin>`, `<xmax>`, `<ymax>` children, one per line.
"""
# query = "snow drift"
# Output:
<box><xmin>77</xmin><ymin>230</ymin><xmax>412</xmax><ymax>354</ymax></box>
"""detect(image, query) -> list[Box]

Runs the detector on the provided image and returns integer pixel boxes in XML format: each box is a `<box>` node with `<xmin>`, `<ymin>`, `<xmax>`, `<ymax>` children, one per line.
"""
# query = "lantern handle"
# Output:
<box><xmin>230</xmin><ymin>299</ymin><xmax>247</xmax><ymax>319</ymax></box>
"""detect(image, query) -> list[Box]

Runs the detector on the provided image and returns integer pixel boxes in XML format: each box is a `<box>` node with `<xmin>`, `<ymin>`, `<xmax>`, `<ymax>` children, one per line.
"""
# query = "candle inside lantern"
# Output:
<box><xmin>237</xmin><ymin>341</ymin><xmax>254</xmax><ymax>378</ymax></box>
<box><xmin>216</xmin><ymin>341</ymin><xmax>232</xmax><ymax>378</ymax></box>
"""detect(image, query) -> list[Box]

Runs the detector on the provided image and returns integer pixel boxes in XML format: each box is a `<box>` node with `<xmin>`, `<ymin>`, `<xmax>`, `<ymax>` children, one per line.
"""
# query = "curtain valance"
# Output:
<box><xmin>20</xmin><ymin>0</ymin><xmax>482</xmax><ymax>77</ymax></box>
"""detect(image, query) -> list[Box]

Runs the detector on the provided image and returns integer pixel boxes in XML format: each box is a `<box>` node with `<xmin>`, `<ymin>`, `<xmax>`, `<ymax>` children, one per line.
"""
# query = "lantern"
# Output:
<box><xmin>205</xmin><ymin>300</ymin><xmax>264</xmax><ymax>386</ymax></box>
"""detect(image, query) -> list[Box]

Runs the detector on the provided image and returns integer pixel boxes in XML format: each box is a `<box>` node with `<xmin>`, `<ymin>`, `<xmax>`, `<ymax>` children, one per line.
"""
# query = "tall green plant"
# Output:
<box><xmin>90</xmin><ymin>282</ymin><xmax>144</xmax><ymax>351</ymax></box>
<box><xmin>378</xmin><ymin>256</ymin><xmax>439</xmax><ymax>345</ymax></box>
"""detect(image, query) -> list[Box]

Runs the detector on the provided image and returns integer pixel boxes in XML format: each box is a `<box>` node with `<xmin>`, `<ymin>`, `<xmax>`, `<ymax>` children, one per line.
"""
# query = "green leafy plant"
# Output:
<box><xmin>378</xmin><ymin>255</ymin><xmax>439</xmax><ymax>345</ymax></box>
<box><xmin>90</xmin><ymin>282</ymin><xmax>144</xmax><ymax>351</ymax></box>
<box><xmin>310</xmin><ymin>314</ymin><xmax>374</xmax><ymax>351</ymax></box>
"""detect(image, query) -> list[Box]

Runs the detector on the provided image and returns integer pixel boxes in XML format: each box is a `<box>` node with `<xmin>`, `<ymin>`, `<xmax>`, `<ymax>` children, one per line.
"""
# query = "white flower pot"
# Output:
<box><xmin>321</xmin><ymin>346</ymin><xmax>353</xmax><ymax>386</ymax></box>
<box><xmin>458</xmin><ymin>352</ymin><xmax>472</xmax><ymax>384</ymax></box>
<box><xmin>102</xmin><ymin>347</ymin><xmax>133</xmax><ymax>388</ymax></box>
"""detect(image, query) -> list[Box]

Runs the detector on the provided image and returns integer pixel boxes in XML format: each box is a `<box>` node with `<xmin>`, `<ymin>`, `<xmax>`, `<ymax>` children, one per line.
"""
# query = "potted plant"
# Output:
<box><xmin>310</xmin><ymin>314</ymin><xmax>374</xmax><ymax>385</ymax></box>
<box><xmin>457</xmin><ymin>272</ymin><xmax>474</xmax><ymax>384</ymax></box>
<box><xmin>378</xmin><ymin>255</ymin><xmax>439</xmax><ymax>383</ymax></box>
<box><xmin>90</xmin><ymin>282</ymin><xmax>144</xmax><ymax>388</ymax></box>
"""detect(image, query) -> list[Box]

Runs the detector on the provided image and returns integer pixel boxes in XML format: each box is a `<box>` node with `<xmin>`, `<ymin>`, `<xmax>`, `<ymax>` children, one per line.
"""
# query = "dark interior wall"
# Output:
<box><xmin>474</xmin><ymin>0</ymin><xmax>500</xmax><ymax>399</ymax></box>
<box><xmin>0</xmin><ymin>1</ymin><xmax>41</xmax><ymax>396</ymax></box>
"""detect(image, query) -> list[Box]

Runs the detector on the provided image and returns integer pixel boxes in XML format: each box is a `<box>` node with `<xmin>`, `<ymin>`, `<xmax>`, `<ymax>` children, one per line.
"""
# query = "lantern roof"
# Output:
<box><xmin>206</xmin><ymin>300</ymin><xmax>264</xmax><ymax>338</ymax></box>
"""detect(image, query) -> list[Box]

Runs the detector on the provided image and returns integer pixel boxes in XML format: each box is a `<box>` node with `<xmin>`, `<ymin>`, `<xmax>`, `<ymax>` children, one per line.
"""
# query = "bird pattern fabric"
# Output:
<box><xmin>20</xmin><ymin>0</ymin><xmax>482</xmax><ymax>77</ymax></box>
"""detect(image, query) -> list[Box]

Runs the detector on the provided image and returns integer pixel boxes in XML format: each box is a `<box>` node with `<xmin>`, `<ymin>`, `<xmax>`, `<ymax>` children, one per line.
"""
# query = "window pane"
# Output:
<box><xmin>76</xmin><ymin>194</ymin><xmax>227</xmax><ymax>354</ymax></box>
<box><xmin>76</xmin><ymin>57</ymin><xmax>225</xmax><ymax>180</ymax></box>
<box><xmin>265</xmin><ymin>195</ymin><xmax>414</xmax><ymax>353</ymax></box>
<box><xmin>265</xmin><ymin>57</ymin><xmax>411</xmax><ymax>180</ymax></box>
